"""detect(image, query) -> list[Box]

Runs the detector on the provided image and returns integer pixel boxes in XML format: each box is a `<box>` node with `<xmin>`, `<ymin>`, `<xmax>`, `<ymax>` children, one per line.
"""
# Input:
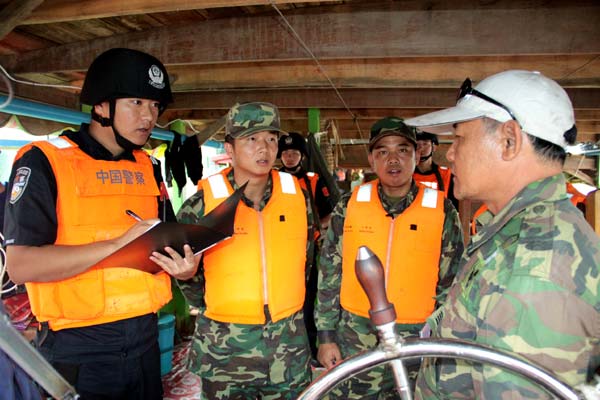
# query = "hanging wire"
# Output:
<box><xmin>0</xmin><ymin>64</ymin><xmax>81</xmax><ymax>91</ymax></box>
<box><xmin>0</xmin><ymin>232</ymin><xmax>17</xmax><ymax>295</ymax></box>
<box><xmin>156</xmin><ymin>118</ymin><xmax>201</xmax><ymax>134</ymax></box>
<box><xmin>267</xmin><ymin>0</ymin><xmax>365</xmax><ymax>143</ymax></box>
<box><xmin>0</xmin><ymin>65</ymin><xmax>14</xmax><ymax>110</ymax></box>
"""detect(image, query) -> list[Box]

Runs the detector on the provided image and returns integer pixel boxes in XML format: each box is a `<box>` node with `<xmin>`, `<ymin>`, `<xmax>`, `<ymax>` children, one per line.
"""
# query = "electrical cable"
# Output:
<box><xmin>0</xmin><ymin>64</ymin><xmax>81</xmax><ymax>91</ymax></box>
<box><xmin>156</xmin><ymin>118</ymin><xmax>200</xmax><ymax>134</ymax></box>
<box><xmin>0</xmin><ymin>232</ymin><xmax>17</xmax><ymax>295</ymax></box>
<box><xmin>268</xmin><ymin>0</ymin><xmax>365</xmax><ymax>144</ymax></box>
<box><xmin>0</xmin><ymin>64</ymin><xmax>14</xmax><ymax>110</ymax></box>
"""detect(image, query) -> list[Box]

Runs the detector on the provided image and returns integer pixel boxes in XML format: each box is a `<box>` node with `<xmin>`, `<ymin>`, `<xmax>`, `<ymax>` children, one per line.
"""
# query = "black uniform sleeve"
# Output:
<box><xmin>3</xmin><ymin>147</ymin><xmax>58</xmax><ymax>246</ymax></box>
<box><xmin>314</xmin><ymin>175</ymin><xmax>334</xmax><ymax>219</ymax></box>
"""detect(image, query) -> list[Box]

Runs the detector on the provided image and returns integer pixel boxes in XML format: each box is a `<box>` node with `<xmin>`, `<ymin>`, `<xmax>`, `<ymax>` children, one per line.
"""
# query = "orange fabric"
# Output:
<box><xmin>566</xmin><ymin>181</ymin><xmax>586</xmax><ymax>207</ymax></box>
<box><xmin>20</xmin><ymin>138</ymin><xmax>172</xmax><ymax>331</ymax></box>
<box><xmin>200</xmin><ymin>169</ymin><xmax>307</xmax><ymax>324</ymax></box>
<box><xmin>303</xmin><ymin>172</ymin><xmax>319</xmax><ymax>197</ymax></box>
<box><xmin>340</xmin><ymin>181</ymin><xmax>445</xmax><ymax>323</ymax></box>
<box><xmin>302</xmin><ymin>172</ymin><xmax>321</xmax><ymax>240</ymax></box>
<box><xmin>414</xmin><ymin>166</ymin><xmax>452</xmax><ymax>198</ymax></box>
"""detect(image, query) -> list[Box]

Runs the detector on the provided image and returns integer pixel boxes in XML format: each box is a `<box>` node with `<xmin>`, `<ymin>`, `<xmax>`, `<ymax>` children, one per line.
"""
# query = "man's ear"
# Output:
<box><xmin>224</xmin><ymin>141</ymin><xmax>234</xmax><ymax>157</ymax></box>
<box><xmin>499</xmin><ymin>120</ymin><xmax>522</xmax><ymax>161</ymax></box>
<box><xmin>94</xmin><ymin>102</ymin><xmax>109</xmax><ymax>118</ymax></box>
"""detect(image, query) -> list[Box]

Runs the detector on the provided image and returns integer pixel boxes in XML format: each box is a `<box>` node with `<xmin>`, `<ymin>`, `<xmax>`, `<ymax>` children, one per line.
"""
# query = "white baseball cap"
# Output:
<box><xmin>404</xmin><ymin>70</ymin><xmax>576</xmax><ymax>150</ymax></box>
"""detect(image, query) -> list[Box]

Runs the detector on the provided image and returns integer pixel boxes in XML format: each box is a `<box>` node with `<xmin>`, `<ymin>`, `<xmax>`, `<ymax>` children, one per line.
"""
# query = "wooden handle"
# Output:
<box><xmin>355</xmin><ymin>246</ymin><xmax>397</xmax><ymax>326</ymax></box>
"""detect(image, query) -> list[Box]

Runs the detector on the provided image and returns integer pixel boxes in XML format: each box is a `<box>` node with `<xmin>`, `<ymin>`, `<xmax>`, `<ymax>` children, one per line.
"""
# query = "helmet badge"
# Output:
<box><xmin>148</xmin><ymin>65</ymin><xmax>165</xmax><ymax>89</ymax></box>
<box><xmin>285</xmin><ymin>136</ymin><xmax>293</xmax><ymax>145</ymax></box>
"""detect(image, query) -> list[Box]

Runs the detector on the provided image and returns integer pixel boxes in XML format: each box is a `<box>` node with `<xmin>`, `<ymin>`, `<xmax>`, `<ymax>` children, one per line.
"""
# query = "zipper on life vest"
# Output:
<box><xmin>384</xmin><ymin>217</ymin><xmax>395</xmax><ymax>290</ymax></box>
<box><xmin>258</xmin><ymin>212</ymin><xmax>268</xmax><ymax>305</ymax></box>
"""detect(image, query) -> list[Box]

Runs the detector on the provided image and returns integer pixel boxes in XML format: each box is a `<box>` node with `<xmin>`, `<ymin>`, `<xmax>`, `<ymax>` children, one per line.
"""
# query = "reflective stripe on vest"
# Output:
<box><xmin>304</xmin><ymin>172</ymin><xmax>319</xmax><ymax>197</ymax></box>
<box><xmin>414</xmin><ymin>166</ymin><xmax>452</xmax><ymax>198</ymax></box>
<box><xmin>20</xmin><ymin>138</ymin><xmax>172</xmax><ymax>331</ymax></box>
<box><xmin>200</xmin><ymin>169</ymin><xmax>307</xmax><ymax>324</ymax></box>
<box><xmin>340</xmin><ymin>181</ymin><xmax>444</xmax><ymax>323</ymax></box>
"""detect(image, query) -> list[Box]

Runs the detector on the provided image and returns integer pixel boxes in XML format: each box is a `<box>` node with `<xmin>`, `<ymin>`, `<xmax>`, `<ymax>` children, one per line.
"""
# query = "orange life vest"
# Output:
<box><xmin>301</xmin><ymin>172</ymin><xmax>319</xmax><ymax>197</ymax></box>
<box><xmin>19</xmin><ymin>137</ymin><xmax>172</xmax><ymax>331</ymax></box>
<box><xmin>566</xmin><ymin>181</ymin><xmax>586</xmax><ymax>207</ymax></box>
<box><xmin>414</xmin><ymin>165</ymin><xmax>452</xmax><ymax>198</ymax></box>
<box><xmin>200</xmin><ymin>168</ymin><xmax>308</xmax><ymax>324</ymax></box>
<box><xmin>340</xmin><ymin>181</ymin><xmax>445</xmax><ymax>324</ymax></box>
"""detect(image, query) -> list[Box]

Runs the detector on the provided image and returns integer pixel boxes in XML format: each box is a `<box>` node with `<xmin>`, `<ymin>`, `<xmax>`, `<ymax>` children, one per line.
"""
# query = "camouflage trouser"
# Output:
<box><xmin>188</xmin><ymin>309</ymin><xmax>311</xmax><ymax>399</ymax></box>
<box><xmin>327</xmin><ymin>310</ymin><xmax>422</xmax><ymax>400</ymax></box>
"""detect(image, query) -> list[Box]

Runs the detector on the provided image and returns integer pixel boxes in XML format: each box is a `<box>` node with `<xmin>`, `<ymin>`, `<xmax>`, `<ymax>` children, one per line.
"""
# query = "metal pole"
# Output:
<box><xmin>0</xmin><ymin>312</ymin><xmax>79</xmax><ymax>399</ymax></box>
<box><xmin>297</xmin><ymin>339</ymin><xmax>580</xmax><ymax>400</ymax></box>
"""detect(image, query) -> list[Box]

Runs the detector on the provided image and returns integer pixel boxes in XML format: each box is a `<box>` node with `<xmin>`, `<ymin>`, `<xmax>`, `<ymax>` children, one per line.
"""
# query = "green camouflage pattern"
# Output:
<box><xmin>415</xmin><ymin>174</ymin><xmax>600</xmax><ymax>400</ymax></box>
<box><xmin>176</xmin><ymin>169</ymin><xmax>315</xmax><ymax>398</ymax></box>
<box><xmin>325</xmin><ymin>310</ymin><xmax>422</xmax><ymax>399</ymax></box>
<box><xmin>369</xmin><ymin>117</ymin><xmax>417</xmax><ymax>149</ymax></box>
<box><xmin>189</xmin><ymin>311</ymin><xmax>311</xmax><ymax>399</ymax></box>
<box><xmin>226</xmin><ymin>102</ymin><xmax>285</xmax><ymax>138</ymax></box>
<box><xmin>316</xmin><ymin>180</ymin><xmax>465</xmax><ymax>398</ymax></box>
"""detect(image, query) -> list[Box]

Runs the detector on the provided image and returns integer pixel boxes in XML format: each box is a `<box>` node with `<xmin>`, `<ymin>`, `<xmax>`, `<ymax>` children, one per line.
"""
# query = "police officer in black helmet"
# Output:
<box><xmin>278</xmin><ymin>132</ymin><xmax>334</xmax><ymax>361</ymax></box>
<box><xmin>4</xmin><ymin>48</ymin><xmax>200</xmax><ymax>399</ymax></box>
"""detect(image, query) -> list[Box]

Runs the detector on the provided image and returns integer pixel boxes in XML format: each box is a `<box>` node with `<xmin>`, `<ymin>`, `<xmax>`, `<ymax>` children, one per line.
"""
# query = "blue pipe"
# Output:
<box><xmin>0</xmin><ymin>95</ymin><xmax>174</xmax><ymax>141</ymax></box>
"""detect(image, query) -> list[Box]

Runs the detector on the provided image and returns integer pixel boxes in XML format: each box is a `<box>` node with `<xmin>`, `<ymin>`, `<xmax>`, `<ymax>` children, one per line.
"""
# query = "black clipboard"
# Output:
<box><xmin>96</xmin><ymin>182</ymin><xmax>245</xmax><ymax>274</ymax></box>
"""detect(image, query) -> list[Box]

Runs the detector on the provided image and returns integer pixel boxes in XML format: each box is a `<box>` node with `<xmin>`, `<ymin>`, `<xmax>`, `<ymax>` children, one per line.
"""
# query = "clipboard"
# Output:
<box><xmin>96</xmin><ymin>182</ymin><xmax>245</xmax><ymax>274</ymax></box>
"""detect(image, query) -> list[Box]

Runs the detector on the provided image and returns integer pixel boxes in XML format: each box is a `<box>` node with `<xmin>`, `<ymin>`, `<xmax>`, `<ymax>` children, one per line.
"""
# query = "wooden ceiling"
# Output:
<box><xmin>0</xmin><ymin>0</ymin><xmax>599</xmax><ymax>176</ymax></box>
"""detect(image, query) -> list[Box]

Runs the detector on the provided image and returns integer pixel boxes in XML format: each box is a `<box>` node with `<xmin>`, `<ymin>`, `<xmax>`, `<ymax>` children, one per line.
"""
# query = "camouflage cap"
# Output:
<box><xmin>369</xmin><ymin>116</ymin><xmax>417</xmax><ymax>150</ymax></box>
<box><xmin>225</xmin><ymin>102</ymin><xmax>286</xmax><ymax>139</ymax></box>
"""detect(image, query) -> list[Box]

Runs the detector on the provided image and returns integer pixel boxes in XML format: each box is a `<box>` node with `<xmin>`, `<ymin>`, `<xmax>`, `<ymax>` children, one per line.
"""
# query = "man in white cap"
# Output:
<box><xmin>405</xmin><ymin>70</ymin><xmax>600</xmax><ymax>398</ymax></box>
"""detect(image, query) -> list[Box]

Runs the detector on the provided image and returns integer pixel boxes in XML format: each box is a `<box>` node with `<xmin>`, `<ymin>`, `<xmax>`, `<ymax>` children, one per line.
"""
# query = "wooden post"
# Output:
<box><xmin>459</xmin><ymin>199</ymin><xmax>472</xmax><ymax>245</ymax></box>
<box><xmin>585</xmin><ymin>190</ymin><xmax>600</xmax><ymax>234</ymax></box>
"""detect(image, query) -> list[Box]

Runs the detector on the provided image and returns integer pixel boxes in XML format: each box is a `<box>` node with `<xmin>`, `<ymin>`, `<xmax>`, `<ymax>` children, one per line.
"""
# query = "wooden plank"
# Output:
<box><xmin>585</xmin><ymin>189</ymin><xmax>600</xmax><ymax>234</ymax></box>
<box><xmin>2</xmin><ymin>3</ymin><xmax>599</xmax><ymax>73</ymax></box>
<box><xmin>0</xmin><ymin>0</ymin><xmax>44</xmax><ymax>41</ymax></box>
<box><xmin>166</xmin><ymin>55</ymin><xmax>600</xmax><ymax>91</ymax></box>
<box><xmin>170</xmin><ymin>88</ymin><xmax>600</xmax><ymax>110</ymax></box>
<box><xmin>23</xmin><ymin>0</ymin><xmax>326</xmax><ymax>24</ymax></box>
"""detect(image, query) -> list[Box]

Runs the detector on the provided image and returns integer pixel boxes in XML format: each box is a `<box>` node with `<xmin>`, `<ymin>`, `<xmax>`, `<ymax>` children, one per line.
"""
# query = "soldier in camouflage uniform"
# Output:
<box><xmin>405</xmin><ymin>70</ymin><xmax>600</xmax><ymax>398</ymax></box>
<box><xmin>177</xmin><ymin>102</ymin><xmax>315</xmax><ymax>399</ymax></box>
<box><xmin>315</xmin><ymin>117</ymin><xmax>465</xmax><ymax>399</ymax></box>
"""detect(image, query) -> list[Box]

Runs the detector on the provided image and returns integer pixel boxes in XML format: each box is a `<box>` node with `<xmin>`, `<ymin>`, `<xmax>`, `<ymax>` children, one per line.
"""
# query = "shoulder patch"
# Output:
<box><xmin>10</xmin><ymin>167</ymin><xmax>31</xmax><ymax>204</ymax></box>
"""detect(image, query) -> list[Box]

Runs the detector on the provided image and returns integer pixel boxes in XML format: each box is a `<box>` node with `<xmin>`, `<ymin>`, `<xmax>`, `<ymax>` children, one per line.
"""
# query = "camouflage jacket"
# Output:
<box><xmin>416</xmin><ymin>173</ymin><xmax>600</xmax><ymax>399</ymax></box>
<box><xmin>315</xmin><ymin>180</ymin><xmax>464</xmax><ymax>339</ymax></box>
<box><xmin>176</xmin><ymin>168</ymin><xmax>315</xmax><ymax>310</ymax></box>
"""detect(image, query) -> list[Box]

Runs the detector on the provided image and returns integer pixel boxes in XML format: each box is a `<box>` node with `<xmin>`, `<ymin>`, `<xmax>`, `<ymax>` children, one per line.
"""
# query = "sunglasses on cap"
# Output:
<box><xmin>457</xmin><ymin>78</ymin><xmax>521</xmax><ymax>126</ymax></box>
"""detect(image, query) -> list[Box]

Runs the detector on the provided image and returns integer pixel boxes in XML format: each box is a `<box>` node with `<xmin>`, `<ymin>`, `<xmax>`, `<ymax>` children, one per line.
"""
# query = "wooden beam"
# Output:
<box><xmin>1</xmin><ymin>85</ymin><xmax>80</xmax><ymax>110</ymax></box>
<box><xmin>585</xmin><ymin>190</ymin><xmax>600</xmax><ymax>234</ymax></box>
<box><xmin>23</xmin><ymin>0</ymin><xmax>325</xmax><ymax>24</ymax></box>
<box><xmin>170</xmin><ymin>88</ymin><xmax>600</xmax><ymax>110</ymax></box>
<box><xmin>166</xmin><ymin>55</ymin><xmax>600</xmax><ymax>91</ymax></box>
<box><xmin>0</xmin><ymin>0</ymin><xmax>44</xmax><ymax>41</ymax></box>
<box><xmin>2</xmin><ymin>3</ymin><xmax>599</xmax><ymax>73</ymax></box>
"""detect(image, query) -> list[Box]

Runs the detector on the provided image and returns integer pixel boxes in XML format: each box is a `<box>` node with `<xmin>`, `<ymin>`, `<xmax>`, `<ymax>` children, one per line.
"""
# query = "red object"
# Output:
<box><xmin>160</xmin><ymin>181</ymin><xmax>170</xmax><ymax>201</ymax></box>
<box><xmin>2</xmin><ymin>292</ymin><xmax>35</xmax><ymax>331</ymax></box>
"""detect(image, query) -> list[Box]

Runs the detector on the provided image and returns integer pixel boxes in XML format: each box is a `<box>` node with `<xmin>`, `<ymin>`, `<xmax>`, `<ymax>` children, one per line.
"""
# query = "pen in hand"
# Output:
<box><xmin>125</xmin><ymin>209</ymin><xmax>143</xmax><ymax>222</ymax></box>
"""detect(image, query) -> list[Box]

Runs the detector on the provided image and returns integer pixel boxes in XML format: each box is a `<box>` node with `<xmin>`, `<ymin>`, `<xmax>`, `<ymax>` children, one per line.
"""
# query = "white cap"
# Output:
<box><xmin>404</xmin><ymin>70</ymin><xmax>576</xmax><ymax>150</ymax></box>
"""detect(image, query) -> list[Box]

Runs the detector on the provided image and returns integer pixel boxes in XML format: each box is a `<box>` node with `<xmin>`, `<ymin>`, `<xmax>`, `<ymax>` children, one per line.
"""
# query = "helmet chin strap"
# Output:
<box><xmin>281</xmin><ymin>163</ymin><xmax>302</xmax><ymax>174</ymax></box>
<box><xmin>93</xmin><ymin>99</ymin><xmax>143</xmax><ymax>151</ymax></box>
<box><xmin>419</xmin><ymin>149</ymin><xmax>433</xmax><ymax>163</ymax></box>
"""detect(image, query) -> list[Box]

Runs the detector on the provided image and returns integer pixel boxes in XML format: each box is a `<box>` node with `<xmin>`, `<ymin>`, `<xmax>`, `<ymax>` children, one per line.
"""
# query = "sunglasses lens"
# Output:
<box><xmin>457</xmin><ymin>78</ymin><xmax>472</xmax><ymax>101</ymax></box>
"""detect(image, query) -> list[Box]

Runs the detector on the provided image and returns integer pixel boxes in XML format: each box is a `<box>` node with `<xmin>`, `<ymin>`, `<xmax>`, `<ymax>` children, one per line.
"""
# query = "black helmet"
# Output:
<box><xmin>80</xmin><ymin>48</ymin><xmax>173</xmax><ymax>114</ymax></box>
<box><xmin>416</xmin><ymin>131</ymin><xmax>439</xmax><ymax>145</ymax></box>
<box><xmin>278</xmin><ymin>132</ymin><xmax>307</xmax><ymax>158</ymax></box>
